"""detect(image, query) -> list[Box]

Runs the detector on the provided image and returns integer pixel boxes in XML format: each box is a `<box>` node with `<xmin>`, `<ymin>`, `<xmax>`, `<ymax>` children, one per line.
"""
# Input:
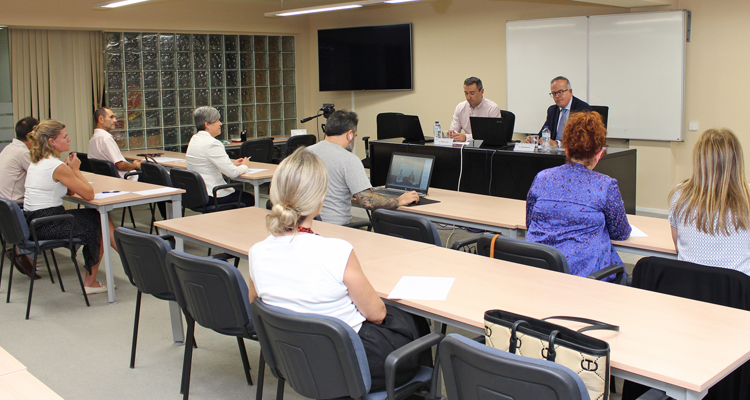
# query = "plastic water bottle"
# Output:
<box><xmin>240</xmin><ymin>128</ymin><xmax>247</xmax><ymax>142</ymax></box>
<box><xmin>434</xmin><ymin>121</ymin><xmax>441</xmax><ymax>140</ymax></box>
<box><xmin>541</xmin><ymin>126</ymin><xmax>551</xmax><ymax>153</ymax></box>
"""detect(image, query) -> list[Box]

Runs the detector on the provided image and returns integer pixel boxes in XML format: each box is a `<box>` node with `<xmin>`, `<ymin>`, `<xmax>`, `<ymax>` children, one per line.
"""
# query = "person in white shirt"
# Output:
<box><xmin>25</xmin><ymin>120</ymin><xmax>117</xmax><ymax>294</ymax></box>
<box><xmin>88</xmin><ymin>108</ymin><xmax>141</xmax><ymax>180</ymax></box>
<box><xmin>447</xmin><ymin>77</ymin><xmax>501</xmax><ymax>142</ymax></box>
<box><xmin>186</xmin><ymin>106</ymin><xmax>254</xmax><ymax>208</ymax></box>
<box><xmin>0</xmin><ymin>117</ymin><xmax>40</xmax><ymax>279</ymax></box>
<box><xmin>248</xmin><ymin>148</ymin><xmax>425</xmax><ymax>391</ymax></box>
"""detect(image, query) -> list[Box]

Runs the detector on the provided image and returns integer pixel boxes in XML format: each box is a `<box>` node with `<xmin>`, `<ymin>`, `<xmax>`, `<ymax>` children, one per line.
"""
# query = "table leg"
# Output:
<box><xmin>253</xmin><ymin>183</ymin><xmax>261</xmax><ymax>208</ymax></box>
<box><xmin>100</xmin><ymin>209</ymin><xmax>116</xmax><ymax>304</ymax></box>
<box><xmin>167</xmin><ymin>195</ymin><xmax>185</xmax><ymax>344</ymax></box>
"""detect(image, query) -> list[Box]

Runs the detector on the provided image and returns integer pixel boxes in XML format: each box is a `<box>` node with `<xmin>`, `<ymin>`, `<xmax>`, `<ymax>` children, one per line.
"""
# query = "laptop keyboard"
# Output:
<box><xmin>371</xmin><ymin>188</ymin><xmax>424</xmax><ymax>198</ymax></box>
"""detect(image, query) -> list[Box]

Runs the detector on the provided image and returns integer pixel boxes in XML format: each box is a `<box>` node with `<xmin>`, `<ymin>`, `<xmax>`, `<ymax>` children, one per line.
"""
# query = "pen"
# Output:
<box><xmin>102</xmin><ymin>190</ymin><xmax>120</xmax><ymax>194</ymax></box>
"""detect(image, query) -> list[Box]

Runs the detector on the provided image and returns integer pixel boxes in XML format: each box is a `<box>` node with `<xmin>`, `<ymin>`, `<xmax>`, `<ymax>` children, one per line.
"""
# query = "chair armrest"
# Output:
<box><xmin>124</xmin><ymin>170</ymin><xmax>142</xmax><ymax>179</ymax></box>
<box><xmin>344</xmin><ymin>220</ymin><xmax>372</xmax><ymax>231</ymax></box>
<box><xmin>384</xmin><ymin>332</ymin><xmax>444</xmax><ymax>400</ymax></box>
<box><xmin>450</xmin><ymin>236</ymin><xmax>480</xmax><ymax>251</ymax></box>
<box><xmin>587</xmin><ymin>264</ymin><xmax>625</xmax><ymax>282</ymax></box>
<box><xmin>212</xmin><ymin>182</ymin><xmax>245</xmax><ymax>210</ymax></box>
<box><xmin>362</xmin><ymin>136</ymin><xmax>371</xmax><ymax>150</ymax></box>
<box><xmin>28</xmin><ymin>214</ymin><xmax>76</xmax><ymax>252</ymax></box>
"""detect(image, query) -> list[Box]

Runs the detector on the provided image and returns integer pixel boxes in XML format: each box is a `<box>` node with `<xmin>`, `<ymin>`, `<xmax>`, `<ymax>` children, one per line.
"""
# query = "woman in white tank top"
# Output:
<box><xmin>24</xmin><ymin>120</ymin><xmax>116</xmax><ymax>295</ymax></box>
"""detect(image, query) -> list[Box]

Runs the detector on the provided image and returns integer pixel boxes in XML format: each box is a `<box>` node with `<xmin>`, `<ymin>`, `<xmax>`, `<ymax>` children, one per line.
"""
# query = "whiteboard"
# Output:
<box><xmin>506</xmin><ymin>17</ymin><xmax>588</xmax><ymax>134</ymax></box>
<box><xmin>589</xmin><ymin>11</ymin><xmax>686</xmax><ymax>141</ymax></box>
<box><xmin>506</xmin><ymin>11</ymin><xmax>686</xmax><ymax>141</ymax></box>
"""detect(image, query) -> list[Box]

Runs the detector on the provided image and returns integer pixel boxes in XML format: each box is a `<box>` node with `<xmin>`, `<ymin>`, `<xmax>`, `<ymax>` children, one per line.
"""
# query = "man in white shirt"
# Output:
<box><xmin>88</xmin><ymin>108</ymin><xmax>141</xmax><ymax>179</ymax></box>
<box><xmin>447</xmin><ymin>77</ymin><xmax>501</xmax><ymax>142</ymax></box>
<box><xmin>0</xmin><ymin>117</ymin><xmax>40</xmax><ymax>279</ymax></box>
<box><xmin>307</xmin><ymin>110</ymin><xmax>418</xmax><ymax>225</ymax></box>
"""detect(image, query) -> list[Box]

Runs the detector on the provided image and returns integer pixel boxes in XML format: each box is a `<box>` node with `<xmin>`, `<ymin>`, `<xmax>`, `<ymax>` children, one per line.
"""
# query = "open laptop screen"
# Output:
<box><xmin>384</xmin><ymin>153</ymin><xmax>435</xmax><ymax>193</ymax></box>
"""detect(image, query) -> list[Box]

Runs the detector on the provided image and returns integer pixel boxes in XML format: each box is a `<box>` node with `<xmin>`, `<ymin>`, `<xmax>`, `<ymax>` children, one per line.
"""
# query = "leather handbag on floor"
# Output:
<box><xmin>484</xmin><ymin>309</ymin><xmax>619</xmax><ymax>400</ymax></box>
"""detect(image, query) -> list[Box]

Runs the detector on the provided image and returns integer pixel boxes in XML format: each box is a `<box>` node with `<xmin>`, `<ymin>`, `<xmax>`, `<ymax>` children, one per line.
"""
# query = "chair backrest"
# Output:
<box><xmin>113</xmin><ymin>227</ymin><xmax>174</xmax><ymax>299</ymax></box>
<box><xmin>240</xmin><ymin>138</ymin><xmax>274</xmax><ymax>163</ymax></box>
<box><xmin>500</xmin><ymin>110</ymin><xmax>516</xmax><ymax>143</ymax></box>
<box><xmin>169</xmin><ymin>168</ymin><xmax>209</xmax><ymax>211</ymax></box>
<box><xmin>140</xmin><ymin>161</ymin><xmax>172</xmax><ymax>187</ymax></box>
<box><xmin>89</xmin><ymin>158</ymin><xmax>121</xmax><ymax>178</ymax></box>
<box><xmin>371</xmin><ymin>209</ymin><xmax>441</xmax><ymax>246</ymax></box>
<box><xmin>285</xmin><ymin>134</ymin><xmax>317</xmax><ymax>157</ymax></box>
<box><xmin>477</xmin><ymin>233</ymin><xmax>570</xmax><ymax>274</ymax></box>
<box><xmin>249</xmin><ymin>299</ymin><xmax>370</xmax><ymax>399</ymax></box>
<box><xmin>376</xmin><ymin>112</ymin><xmax>405</xmax><ymax>140</ymax></box>
<box><xmin>0</xmin><ymin>197</ymin><xmax>30</xmax><ymax>246</ymax></box>
<box><xmin>165</xmin><ymin>250</ymin><xmax>254</xmax><ymax>337</ymax></box>
<box><xmin>440</xmin><ymin>334</ymin><xmax>590</xmax><ymax>400</ymax></box>
<box><xmin>590</xmin><ymin>105</ymin><xmax>609</xmax><ymax>129</ymax></box>
<box><xmin>76</xmin><ymin>152</ymin><xmax>92</xmax><ymax>173</ymax></box>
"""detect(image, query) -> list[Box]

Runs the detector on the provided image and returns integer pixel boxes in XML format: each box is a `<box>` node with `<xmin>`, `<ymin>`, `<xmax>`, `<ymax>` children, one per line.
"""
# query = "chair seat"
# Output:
<box><xmin>190</xmin><ymin>202</ymin><xmax>247</xmax><ymax>213</ymax></box>
<box><xmin>20</xmin><ymin>237</ymin><xmax>83</xmax><ymax>253</ymax></box>
<box><xmin>362</xmin><ymin>366</ymin><xmax>433</xmax><ymax>400</ymax></box>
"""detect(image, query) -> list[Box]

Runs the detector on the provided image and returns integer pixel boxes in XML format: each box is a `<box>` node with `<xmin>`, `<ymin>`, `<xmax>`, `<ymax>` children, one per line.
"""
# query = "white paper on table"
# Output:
<box><xmin>387</xmin><ymin>276</ymin><xmax>455</xmax><ymax>301</ymax></box>
<box><xmin>152</xmin><ymin>157</ymin><xmax>184</xmax><ymax>163</ymax></box>
<box><xmin>94</xmin><ymin>191</ymin><xmax>131</xmax><ymax>199</ymax></box>
<box><xmin>134</xmin><ymin>187</ymin><xmax>181</xmax><ymax>196</ymax></box>
<box><xmin>245</xmin><ymin>168</ymin><xmax>268</xmax><ymax>174</ymax></box>
<box><xmin>629</xmin><ymin>225</ymin><xmax>647</xmax><ymax>237</ymax></box>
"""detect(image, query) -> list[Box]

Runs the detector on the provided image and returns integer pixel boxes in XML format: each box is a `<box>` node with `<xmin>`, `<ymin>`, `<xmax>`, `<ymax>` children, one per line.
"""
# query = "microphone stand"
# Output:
<box><xmin>299</xmin><ymin>113</ymin><xmax>326</xmax><ymax>142</ymax></box>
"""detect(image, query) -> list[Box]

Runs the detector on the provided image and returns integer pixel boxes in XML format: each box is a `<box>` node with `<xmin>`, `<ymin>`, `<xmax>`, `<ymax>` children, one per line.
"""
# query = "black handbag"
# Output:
<box><xmin>484</xmin><ymin>309</ymin><xmax>619</xmax><ymax>400</ymax></box>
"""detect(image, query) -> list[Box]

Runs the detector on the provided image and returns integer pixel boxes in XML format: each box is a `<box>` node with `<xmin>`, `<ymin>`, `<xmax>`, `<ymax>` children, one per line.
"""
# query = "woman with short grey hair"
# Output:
<box><xmin>185</xmin><ymin>106</ymin><xmax>255</xmax><ymax>208</ymax></box>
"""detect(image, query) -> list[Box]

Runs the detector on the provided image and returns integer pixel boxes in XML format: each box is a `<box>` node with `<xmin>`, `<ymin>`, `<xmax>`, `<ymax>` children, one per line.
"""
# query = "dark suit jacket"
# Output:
<box><xmin>540</xmin><ymin>96</ymin><xmax>592</xmax><ymax>141</ymax></box>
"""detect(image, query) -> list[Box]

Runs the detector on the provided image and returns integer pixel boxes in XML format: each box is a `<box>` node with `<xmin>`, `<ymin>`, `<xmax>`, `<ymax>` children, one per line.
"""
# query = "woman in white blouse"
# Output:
<box><xmin>186</xmin><ymin>106</ymin><xmax>254</xmax><ymax>208</ymax></box>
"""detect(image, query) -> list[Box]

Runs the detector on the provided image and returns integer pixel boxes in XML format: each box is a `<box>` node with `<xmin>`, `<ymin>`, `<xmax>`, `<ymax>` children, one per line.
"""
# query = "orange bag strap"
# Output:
<box><xmin>489</xmin><ymin>234</ymin><xmax>501</xmax><ymax>259</ymax></box>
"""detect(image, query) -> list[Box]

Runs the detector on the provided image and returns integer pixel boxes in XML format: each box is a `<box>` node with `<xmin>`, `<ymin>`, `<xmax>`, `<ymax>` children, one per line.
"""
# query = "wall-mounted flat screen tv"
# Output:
<box><xmin>318</xmin><ymin>23</ymin><xmax>413</xmax><ymax>91</ymax></box>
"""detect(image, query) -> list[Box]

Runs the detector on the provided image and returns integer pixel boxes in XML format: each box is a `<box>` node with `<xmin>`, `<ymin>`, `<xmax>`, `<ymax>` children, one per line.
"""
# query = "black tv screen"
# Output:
<box><xmin>318</xmin><ymin>24</ymin><xmax>413</xmax><ymax>91</ymax></box>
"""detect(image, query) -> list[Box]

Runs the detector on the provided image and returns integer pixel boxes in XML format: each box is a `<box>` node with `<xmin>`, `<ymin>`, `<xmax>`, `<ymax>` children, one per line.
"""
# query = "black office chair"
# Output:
<box><xmin>165</xmin><ymin>250</ymin><xmax>259</xmax><ymax>400</ymax></box>
<box><xmin>169</xmin><ymin>168</ymin><xmax>244</xmax><ymax>266</ymax></box>
<box><xmin>0</xmin><ymin>198</ymin><xmax>89</xmax><ymax>319</ymax></box>
<box><xmin>282</xmin><ymin>134</ymin><xmax>316</xmax><ymax>160</ymax></box>
<box><xmin>363</xmin><ymin>112</ymin><xmax>405</xmax><ymax>168</ymax></box>
<box><xmin>622</xmin><ymin>257</ymin><xmax>750</xmax><ymax>400</ymax></box>
<box><xmin>139</xmin><ymin>162</ymin><xmax>173</xmax><ymax>234</ymax></box>
<box><xmin>440</xmin><ymin>333</ymin><xmax>590</xmax><ymax>400</ymax></box>
<box><xmin>372</xmin><ymin>209</ymin><xmax>441</xmax><ymax>246</ymax></box>
<box><xmin>88</xmin><ymin>158</ymin><xmax>140</xmax><ymax>228</ymax></box>
<box><xmin>76</xmin><ymin>152</ymin><xmax>92</xmax><ymax>172</ymax></box>
<box><xmin>240</xmin><ymin>137</ymin><xmax>274</xmax><ymax>163</ymax></box>
<box><xmin>475</xmin><ymin>233</ymin><xmax>624</xmax><ymax>282</ymax></box>
<box><xmin>590</xmin><ymin>105</ymin><xmax>609</xmax><ymax>129</ymax></box>
<box><xmin>249</xmin><ymin>299</ymin><xmax>443</xmax><ymax>400</ymax></box>
<box><xmin>500</xmin><ymin>110</ymin><xmax>516</xmax><ymax>144</ymax></box>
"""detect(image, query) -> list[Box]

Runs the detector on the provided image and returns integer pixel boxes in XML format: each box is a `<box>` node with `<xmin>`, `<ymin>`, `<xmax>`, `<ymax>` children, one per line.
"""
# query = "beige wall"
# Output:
<box><xmin>3</xmin><ymin>0</ymin><xmax>748</xmax><ymax>213</ymax></box>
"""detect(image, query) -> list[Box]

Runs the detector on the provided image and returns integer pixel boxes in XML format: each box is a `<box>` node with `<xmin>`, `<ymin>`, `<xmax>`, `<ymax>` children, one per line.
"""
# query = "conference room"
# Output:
<box><xmin>1</xmin><ymin>0</ymin><xmax>750</xmax><ymax>399</ymax></box>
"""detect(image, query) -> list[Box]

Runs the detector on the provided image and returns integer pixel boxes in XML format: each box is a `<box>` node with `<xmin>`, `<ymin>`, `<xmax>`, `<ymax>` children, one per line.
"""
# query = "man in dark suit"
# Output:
<box><xmin>530</xmin><ymin>76</ymin><xmax>592</xmax><ymax>148</ymax></box>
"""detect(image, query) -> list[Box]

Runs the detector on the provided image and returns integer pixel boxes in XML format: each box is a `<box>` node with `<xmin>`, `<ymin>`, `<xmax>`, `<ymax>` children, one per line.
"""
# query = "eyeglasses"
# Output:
<box><xmin>549</xmin><ymin>89</ymin><xmax>570</xmax><ymax>97</ymax></box>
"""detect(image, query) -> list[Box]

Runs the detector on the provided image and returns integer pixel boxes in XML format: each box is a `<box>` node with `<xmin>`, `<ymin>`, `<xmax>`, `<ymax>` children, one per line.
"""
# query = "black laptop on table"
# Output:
<box><xmin>371</xmin><ymin>153</ymin><xmax>440</xmax><ymax>206</ymax></box>
<box><xmin>470</xmin><ymin>116</ymin><xmax>512</xmax><ymax>149</ymax></box>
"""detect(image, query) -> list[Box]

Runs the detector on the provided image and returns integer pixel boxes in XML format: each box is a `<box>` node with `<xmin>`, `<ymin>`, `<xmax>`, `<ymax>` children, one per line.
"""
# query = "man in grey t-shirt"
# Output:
<box><xmin>307</xmin><ymin>110</ymin><xmax>419</xmax><ymax>225</ymax></box>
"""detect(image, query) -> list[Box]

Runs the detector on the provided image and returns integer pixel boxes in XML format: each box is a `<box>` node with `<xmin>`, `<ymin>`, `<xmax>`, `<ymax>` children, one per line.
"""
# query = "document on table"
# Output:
<box><xmin>245</xmin><ymin>168</ymin><xmax>268</xmax><ymax>174</ymax></box>
<box><xmin>387</xmin><ymin>276</ymin><xmax>455</xmax><ymax>301</ymax></box>
<box><xmin>95</xmin><ymin>191</ymin><xmax>131</xmax><ymax>199</ymax></box>
<box><xmin>152</xmin><ymin>157</ymin><xmax>184</xmax><ymax>163</ymax></box>
<box><xmin>630</xmin><ymin>225</ymin><xmax>647</xmax><ymax>237</ymax></box>
<box><xmin>134</xmin><ymin>187</ymin><xmax>181</xmax><ymax>196</ymax></box>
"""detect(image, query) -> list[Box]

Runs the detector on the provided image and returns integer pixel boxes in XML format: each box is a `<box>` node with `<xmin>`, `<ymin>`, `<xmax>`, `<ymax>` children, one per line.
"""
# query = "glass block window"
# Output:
<box><xmin>104</xmin><ymin>32</ymin><xmax>297</xmax><ymax>152</ymax></box>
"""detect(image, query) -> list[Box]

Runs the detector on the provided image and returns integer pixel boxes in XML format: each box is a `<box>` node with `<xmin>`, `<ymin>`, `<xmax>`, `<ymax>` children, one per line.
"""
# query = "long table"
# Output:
<box><xmin>121</xmin><ymin>149</ymin><xmax>278</xmax><ymax>207</ymax></box>
<box><xmin>154</xmin><ymin>206</ymin><xmax>750</xmax><ymax>400</ymax></box>
<box><xmin>0</xmin><ymin>343</ymin><xmax>65</xmax><ymax>399</ymax></box>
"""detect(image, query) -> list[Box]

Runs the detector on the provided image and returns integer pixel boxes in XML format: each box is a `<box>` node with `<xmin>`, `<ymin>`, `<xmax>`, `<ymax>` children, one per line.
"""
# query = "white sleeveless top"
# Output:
<box><xmin>24</xmin><ymin>157</ymin><xmax>68</xmax><ymax>211</ymax></box>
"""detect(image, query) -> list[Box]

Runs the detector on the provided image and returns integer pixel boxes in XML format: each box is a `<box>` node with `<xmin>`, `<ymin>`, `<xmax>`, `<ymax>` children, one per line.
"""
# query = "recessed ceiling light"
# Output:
<box><xmin>92</xmin><ymin>0</ymin><xmax>150</xmax><ymax>10</ymax></box>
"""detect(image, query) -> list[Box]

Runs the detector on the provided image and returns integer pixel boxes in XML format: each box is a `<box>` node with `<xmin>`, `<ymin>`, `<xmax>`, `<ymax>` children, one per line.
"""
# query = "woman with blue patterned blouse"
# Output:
<box><xmin>526</xmin><ymin>111</ymin><xmax>631</xmax><ymax>281</ymax></box>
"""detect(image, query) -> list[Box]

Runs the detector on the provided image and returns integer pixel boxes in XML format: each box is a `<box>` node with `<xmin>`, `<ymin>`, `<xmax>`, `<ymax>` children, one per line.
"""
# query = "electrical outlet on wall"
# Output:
<box><xmin>689</xmin><ymin>121</ymin><xmax>698</xmax><ymax>131</ymax></box>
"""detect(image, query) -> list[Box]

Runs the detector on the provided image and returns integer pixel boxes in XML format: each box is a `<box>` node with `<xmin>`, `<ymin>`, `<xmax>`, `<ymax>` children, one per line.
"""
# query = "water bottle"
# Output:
<box><xmin>541</xmin><ymin>126</ymin><xmax>551</xmax><ymax>153</ymax></box>
<box><xmin>434</xmin><ymin>121</ymin><xmax>441</xmax><ymax>140</ymax></box>
<box><xmin>240</xmin><ymin>128</ymin><xmax>247</xmax><ymax>142</ymax></box>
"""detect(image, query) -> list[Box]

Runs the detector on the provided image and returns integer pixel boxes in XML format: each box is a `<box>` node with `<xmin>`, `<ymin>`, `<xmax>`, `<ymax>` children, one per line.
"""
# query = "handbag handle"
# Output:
<box><xmin>543</xmin><ymin>316</ymin><xmax>619</xmax><ymax>333</ymax></box>
<box><xmin>489</xmin><ymin>234</ymin><xmax>501</xmax><ymax>259</ymax></box>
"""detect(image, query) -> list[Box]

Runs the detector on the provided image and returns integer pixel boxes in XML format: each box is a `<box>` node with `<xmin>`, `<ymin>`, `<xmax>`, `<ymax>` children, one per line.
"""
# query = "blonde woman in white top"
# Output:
<box><xmin>186</xmin><ymin>106</ymin><xmax>254</xmax><ymax>208</ymax></box>
<box><xmin>248</xmin><ymin>148</ymin><xmax>426</xmax><ymax>391</ymax></box>
<box><xmin>24</xmin><ymin>120</ymin><xmax>116</xmax><ymax>294</ymax></box>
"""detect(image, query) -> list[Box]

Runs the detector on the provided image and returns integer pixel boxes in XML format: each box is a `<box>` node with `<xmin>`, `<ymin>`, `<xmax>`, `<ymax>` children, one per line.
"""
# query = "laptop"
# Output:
<box><xmin>470</xmin><ymin>116</ymin><xmax>510</xmax><ymax>148</ymax></box>
<box><xmin>371</xmin><ymin>153</ymin><xmax>440</xmax><ymax>205</ymax></box>
<box><xmin>396</xmin><ymin>115</ymin><xmax>426</xmax><ymax>143</ymax></box>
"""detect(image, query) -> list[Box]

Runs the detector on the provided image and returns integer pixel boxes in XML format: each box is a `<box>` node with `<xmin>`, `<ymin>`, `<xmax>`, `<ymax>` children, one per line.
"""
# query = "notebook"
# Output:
<box><xmin>371</xmin><ymin>153</ymin><xmax>439</xmax><ymax>205</ymax></box>
<box><xmin>470</xmin><ymin>116</ymin><xmax>509</xmax><ymax>148</ymax></box>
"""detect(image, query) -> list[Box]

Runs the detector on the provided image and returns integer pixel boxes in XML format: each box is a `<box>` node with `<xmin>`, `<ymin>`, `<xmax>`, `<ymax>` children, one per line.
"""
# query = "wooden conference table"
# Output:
<box><xmin>121</xmin><ymin>150</ymin><xmax>277</xmax><ymax>206</ymax></box>
<box><xmin>223</xmin><ymin>135</ymin><xmax>291</xmax><ymax>150</ymax></box>
<box><xmin>0</xmin><ymin>343</ymin><xmax>65</xmax><ymax>399</ymax></box>
<box><xmin>64</xmin><ymin>172</ymin><xmax>184</xmax><ymax>303</ymax></box>
<box><xmin>155</xmin><ymin>206</ymin><xmax>749</xmax><ymax>400</ymax></box>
